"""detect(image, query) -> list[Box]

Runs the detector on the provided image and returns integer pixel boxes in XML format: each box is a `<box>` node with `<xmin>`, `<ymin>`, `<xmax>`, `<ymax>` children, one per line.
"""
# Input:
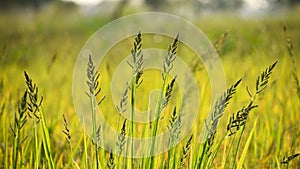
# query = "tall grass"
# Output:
<box><xmin>24</xmin><ymin>71</ymin><xmax>55</xmax><ymax>169</ymax></box>
<box><xmin>86</xmin><ymin>54</ymin><xmax>106</xmax><ymax>168</ymax></box>
<box><xmin>148</xmin><ymin>34</ymin><xmax>179</xmax><ymax>169</ymax></box>
<box><xmin>11</xmin><ymin>91</ymin><xmax>27</xmax><ymax>169</ymax></box>
<box><xmin>127</xmin><ymin>31</ymin><xmax>144</xmax><ymax>168</ymax></box>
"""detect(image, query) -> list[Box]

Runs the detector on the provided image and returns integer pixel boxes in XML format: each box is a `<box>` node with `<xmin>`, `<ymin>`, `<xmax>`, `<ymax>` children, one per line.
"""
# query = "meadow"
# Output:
<box><xmin>0</xmin><ymin>4</ymin><xmax>299</xmax><ymax>169</ymax></box>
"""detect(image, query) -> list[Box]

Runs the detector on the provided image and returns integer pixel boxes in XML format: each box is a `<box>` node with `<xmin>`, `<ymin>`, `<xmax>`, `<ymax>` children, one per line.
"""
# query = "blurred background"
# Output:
<box><xmin>1</xmin><ymin>0</ymin><xmax>300</xmax><ymax>19</ymax></box>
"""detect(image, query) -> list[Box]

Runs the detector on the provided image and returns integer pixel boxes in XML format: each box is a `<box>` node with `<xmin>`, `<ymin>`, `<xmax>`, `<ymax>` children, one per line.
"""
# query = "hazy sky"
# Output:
<box><xmin>63</xmin><ymin>0</ymin><xmax>104</xmax><ymax>5</ymax></box>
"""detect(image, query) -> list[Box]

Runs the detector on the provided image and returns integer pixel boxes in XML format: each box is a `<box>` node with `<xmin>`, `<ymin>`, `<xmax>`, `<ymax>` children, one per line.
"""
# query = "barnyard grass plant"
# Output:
<box><xmin>86</xmin><ymin>54</ymin><xmax>106</xmax><ymax>169</ymax></box>
<box><xmin>24</xmin><ymin>71</ymin><xmax>55</xmax><ymax>169</ymax></box>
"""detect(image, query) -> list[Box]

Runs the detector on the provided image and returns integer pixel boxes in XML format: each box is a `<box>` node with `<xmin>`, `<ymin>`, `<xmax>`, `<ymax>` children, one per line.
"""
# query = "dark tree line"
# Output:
<box><xmin>0</xmin><ymin>0</ymin><xmax>56</xmax><ymax>9</ymax></box>
<box><xmin>271</xmin><ymin>0</ymin><xmax>300</xmax><ymax>6</ymax></box>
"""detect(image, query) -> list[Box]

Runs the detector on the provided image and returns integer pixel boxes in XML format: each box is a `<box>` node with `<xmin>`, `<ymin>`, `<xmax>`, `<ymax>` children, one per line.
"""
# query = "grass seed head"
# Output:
<box><xmin>226</xmin><ymin>101</ymin><xmax>258</xmax><ymax>136</ymax></box>
<box><xmin>24</xmin><ymin>71</ymin><xmax>42</xmax><ymax>121</ymax></box>
<box><xmin>62</xmin><ymin>114</ymin><xmax>71</xmax><ymax>144</ymax></box>
<box><xmin>116</xmin><ymin>119</ymin><xmax>127</xmax><ymax>155</ymax></box>
<box><xmin>179</xmin><ymin>135</ymin><xmax>193</xmax><ymax>169</ymax></box>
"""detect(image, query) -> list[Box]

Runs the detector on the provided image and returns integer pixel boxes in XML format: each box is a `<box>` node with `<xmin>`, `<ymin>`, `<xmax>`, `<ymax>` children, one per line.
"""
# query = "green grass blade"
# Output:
<box><xmin>236</xmin><ymin>117</ymin><xmax>258</xmax><ymax>169</ymax></box>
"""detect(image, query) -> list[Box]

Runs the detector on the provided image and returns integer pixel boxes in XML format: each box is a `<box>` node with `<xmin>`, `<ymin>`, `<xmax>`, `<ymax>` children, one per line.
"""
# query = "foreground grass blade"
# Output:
<box><xmin>236</xmin><ymin>117</ymin><xmax>258</xmax><ymax>169</ymax></box>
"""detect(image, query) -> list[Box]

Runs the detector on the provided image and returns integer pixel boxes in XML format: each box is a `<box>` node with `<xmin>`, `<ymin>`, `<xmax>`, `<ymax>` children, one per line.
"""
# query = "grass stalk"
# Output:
<box><xmin>11</xmin><ymin>91</ymin><xmax>27</xmax><ymax>169</ymax></box>
<box><xmin>149</xmin><ymin>34</ymin><xmax>179</xmax><ymax>169</ymax></box>
<box><xmin>222</xmin><ymin>134</ymin><xmax>236</xmax><ymax>169</ymax></box>
<box><xmin>130</xmin><ymin>76</ymin><xmax>136</xmax><ymax>168</ymax></box>
<box><xmin>62</xmin><ymin>114</ymin><xmax>74</xmax><ymax>168</ymax></box>
<box><xmin>127</xmin><ymin>31</ymin><xmax>144</xmax><ymax>167</ymax></box>
<box><xmin>236</xmin><ymin>117</ymin><xmax>258</xmax><ymax>169</ymax></box>
<box><xmin>86</xmin><ymin>54</ymin><xmax>106</xmax><ymax>168</ymax></box>
<box><xmin>206</xmin><ymin>134</ymin><xmax>226</xmax><ymax>168</ymax></box>
<box><xmin>232</xmin><ymin>124</ymin><xmax>245</xmax><ymax>168</ymax></box>
<box><xmin>90</xmin><ymin>94</ymin><xmax>99</xmax><ymax>168</ymax></box>
<box><xmin>24</xmin><ymin>71</ymin><xmax>55</xmax><ymax>169</ymax></box>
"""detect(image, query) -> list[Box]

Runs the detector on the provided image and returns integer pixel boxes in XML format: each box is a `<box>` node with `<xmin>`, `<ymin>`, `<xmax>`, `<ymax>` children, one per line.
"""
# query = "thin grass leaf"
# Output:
<box><xmin>236</xmin><ymin>117</ymin><xmax>258</xmax><ymax>169</ymax></box>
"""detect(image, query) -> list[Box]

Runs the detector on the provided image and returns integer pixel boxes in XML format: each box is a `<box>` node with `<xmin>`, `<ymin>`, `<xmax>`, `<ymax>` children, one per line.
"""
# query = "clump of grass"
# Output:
<box><xmin>24</xmin><ymin>71</ymin><xmax>54</xmax><ymax>169</ymax></box>
<box><xmin>1</xmin><ymin>25</ymin><xmax>289</xmax><ymax>169</ymax></box>
<box><xmin>196</xmin><ymin>78</ymin><xmax>242</xmax><ymax>168</ymax></box>
<box><xmin>10</xmin><ymin>91</ymin><xmax>27</xmax><ymax>169</ymax></box>
<box><xmin>224</xmin><ymin>60</ymin><xmax>278</xmax><ymax>168</ymax></box>
<box><xmin>86</xmin><ymin>54</ymin><xmax>106</xmax><ymax>168</ymax></box>
<box><xmin>206</xmin><ymin>78</ymin><xmax>242</xmax><ymax>137</ymax></box>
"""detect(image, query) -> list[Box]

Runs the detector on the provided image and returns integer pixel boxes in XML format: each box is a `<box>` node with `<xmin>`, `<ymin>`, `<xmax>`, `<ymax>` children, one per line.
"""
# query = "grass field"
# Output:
<box><xmin>0</xmin><ymin>4</ymin><xmax>300</xmax><ymax>169</ymax></box>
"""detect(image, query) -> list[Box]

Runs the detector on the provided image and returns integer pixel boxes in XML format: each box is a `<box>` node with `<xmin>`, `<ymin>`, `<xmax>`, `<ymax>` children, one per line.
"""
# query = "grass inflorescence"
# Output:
<box><xmin>24</xmin><ymin>71</ymin><xmax>55</xmax><ymax>169</ymax></box>
<box><xmin>86</xmin><ymin>54</ymin><xmax>106</xmax><ymax>169</ymax></box>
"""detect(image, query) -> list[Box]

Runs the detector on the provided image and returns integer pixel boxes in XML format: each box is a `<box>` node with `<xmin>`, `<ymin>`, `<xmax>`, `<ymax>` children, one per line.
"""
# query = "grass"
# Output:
<box><xmin>0</xmin><ymin>4</ymin><xmax>300</xmax><ymax>169</ymax></box>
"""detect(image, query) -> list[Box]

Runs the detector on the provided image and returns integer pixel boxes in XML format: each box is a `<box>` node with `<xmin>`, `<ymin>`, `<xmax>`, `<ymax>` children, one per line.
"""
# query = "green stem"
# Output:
<box><xmin>40</xmin><ymin>107</ymin><xmax>55</xmax><ymax>169</ymax></box>
<box><xmin>223</xmin><ymin>134</ymin><xmax>236</xmax><ymax>169</ymax></box>
<box><xmin>83</xmin><ymin>132</ymin><xmax>88</xmax><ymax>168</ymax></box>
<box><xmin>232</xmin><ymin>125</ymin><xmax>246</xmax><ymax>169</ymax></box>
<box><xmin>130</xmin><ymin>76</ymin><xmax>136</xmax><ymax>168</ymax></box>
<box><xmin>197</xmin><ymin>140</ymin><xmax>207</xmax><ymax>169</ymax></box>
<box><xmin>65</xmin><ymin>143</ymin><xmax>74</xmax><ymax>168</ymax></box>
<box><xmin>149</xmin><ymin>79</ymin><xmax>167</xmax><ymax>169</ymax></box>
<box><xmin>90</xmin><ymin>96</ymin><xmax>99</xmax><ymax>169</ymax></box>
<box><xmin>206</xmin><ymin>135</ymin><xmax>226</xmax><ymax>168</ymax></box>
<box><xmin>172</xmin><ymin>145</ymin><xmax>178</xmax><ymax>168</ymax></box>
<box><xmin>167</xmin><ymin>146</ymin><xmax>172</xmax><ymax>169</ymax></box>
<box><xmin>12</xmin><ymin>117</ymin><xmax>19</xmax><ymax>169</ymax></box>
<box><xmin>33</xmin><ymin>120</ymin><xmax>39</xmax><ymax>169</ymax></box>
<box><xmin>116</xmin><ymin>114</ymin><xmax>122</xmax><ymax>166</ymax></box>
